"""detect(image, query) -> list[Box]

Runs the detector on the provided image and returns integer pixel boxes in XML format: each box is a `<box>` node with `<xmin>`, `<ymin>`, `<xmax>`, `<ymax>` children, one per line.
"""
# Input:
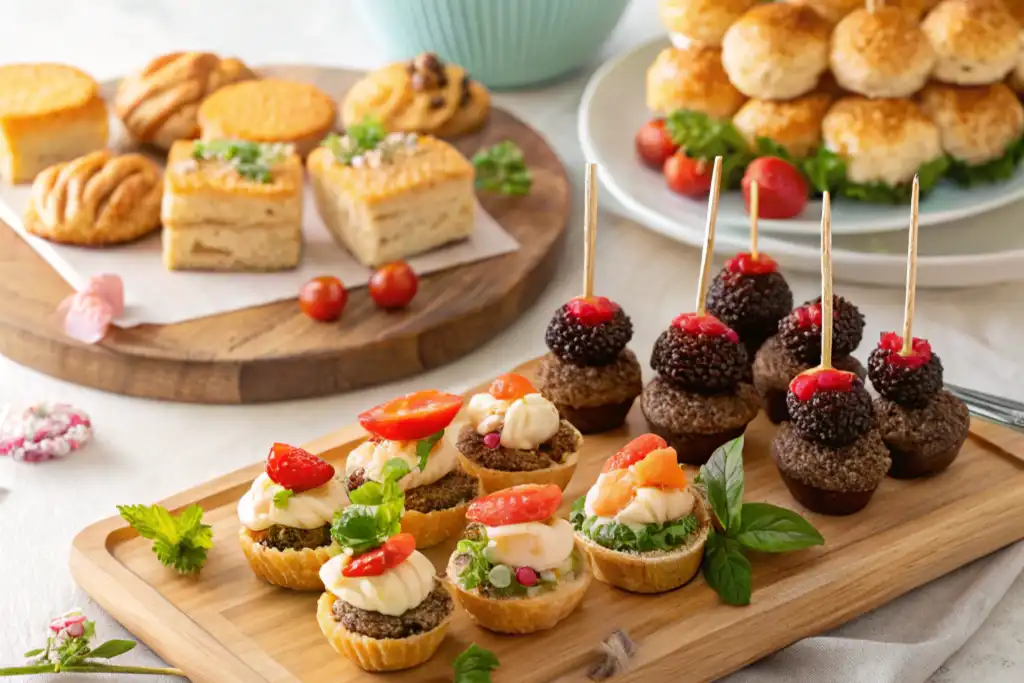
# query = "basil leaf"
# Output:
<box><xmin>700</xmin><ymin>436</ymin><xmax>745</xmax><ymax>532</ymax></box>
<box><xmin>416</xmin><ymin>430</ymin><xmax>445</xmax><ymax>471</ymax></box>
<box><xmin>733</xmin><ymin>502</ymin><xmax>824</xmax><ymax>552</ymax></box>
<box><xmin>86</xmin><ymin>639</ymin><xmax>136</xmax><ymax>659</ymax></box>
<box><xmin>330</xmin><ymin>505</ymin><xmax>383</xmax><ymax>554</ymax></box>
<box><xmin>702</xmin><ymin>533</ymin><xmax>752</xmax><ymax>606</ymax></box>
<box><xmin>348</xmin><ymin>480</ymin><xmax>384</xmax><ymax>505</ymax></box>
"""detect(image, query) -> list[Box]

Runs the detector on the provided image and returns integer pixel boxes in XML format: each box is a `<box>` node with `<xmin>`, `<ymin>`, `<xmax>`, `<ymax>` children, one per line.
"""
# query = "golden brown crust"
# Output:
<box><xmin>732</xmin><ymin>94</ymin><xmax>833</xmax><ymax>158</ymax></box>
<box><xmin>239</xmin><ymin>527</ymin><xmax>336</xmax><ymax>591</ymax></box>
<box><xmin>657</xmin><ymin>0</ymin><xmax>759</xmax><ymax>44</ymax></box>
<box><xmin>731</xmin><ymin>2</ymin><xmax>833</xmax><ymax>44</ymax></box>
<box><xmin>454</xmin><ymin>449</ymin><xmax>578</xmax><ymax>493</ymax></box>
<box><xmin>918</xmin><ymin>81</ymin><xmax>1024</xmax><ymax>163</ymax></box>
<box><xmin>433</xmin><ymin>82</ymin><xmax>491</xmax><ymax>138</ymax></box>
<box><xmin>24</xmin><ymin>150</ymin><xmax>162</xmax><ymax>246</ymax></box>
<box><xmin>0</xmin><ymin>63</ymin><xmax>98</xmax><ymax>122</ymax></box>
<box><xmin>401</xmin><ymin>500</ymin><xmax>473</xmax><ymax>549</ymax></box>
<box><xmin>780</xmin><ymin>0</ymin><xmax>863</xmax><ymax>24</ymax></box>
<box><xmin>831</xmin><ymin>8</ymin><xmax>935</xmax><ymax>89</ymax></box>
<box><xmin>165</xmin><ymin>139</ymin><xmax>303</xmax><ymax>198</ymax></box>
<box><xmin>823</xmin><ymin>96</ymin><xmax>934</xmax><ymax>152</ymax></box>
<box><xmin>922</xmin><ymin>0</ymin><xmax>1020</xmax><ymax>78</ymax></box>
<box><xmin>646</xmin><ymin>46</ymin><xmax>747</xmax><ymax>118</ymax></box>
<box><xmin>316</xmin><ymin>591</ymin><xmax>450</xmax><ymax>671</ymax></box>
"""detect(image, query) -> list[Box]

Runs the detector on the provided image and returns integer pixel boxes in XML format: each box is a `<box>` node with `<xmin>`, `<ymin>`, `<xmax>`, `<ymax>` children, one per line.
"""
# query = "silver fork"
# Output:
<box><xmin>946</xmin><ymin>384</ymin><xmax>1024</xmax><ymax>431</ymax></box>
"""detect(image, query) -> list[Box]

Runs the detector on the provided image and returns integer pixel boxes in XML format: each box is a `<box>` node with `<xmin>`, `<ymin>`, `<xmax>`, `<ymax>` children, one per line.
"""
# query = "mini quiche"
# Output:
<box><xmin>348</xmin><ymin>390</ymin><xmax>480</xmax><ymax>549</ymax></box>
<box><xmin>455</xmin><ymin>373</ymin><xmax>583</xmax><ymax>492</ymax></box>
<box><xmin>238</xmin><ymin>443</ymin><xmax>347</xmax><ymax>591</ymax></box>
<box><xmin>446</xmin><ymin>484</ymin><xmax>590</xmax><ymax>634</ymax></box>
<box><xmin>570</xmin><ymin>434</ymin><xmax>712</xmax><ymax>593</ymax></box>
<box><xmin>306</xmin><ymin>119</ymin><xmax>475</xmax><ymax>267</ymax></box>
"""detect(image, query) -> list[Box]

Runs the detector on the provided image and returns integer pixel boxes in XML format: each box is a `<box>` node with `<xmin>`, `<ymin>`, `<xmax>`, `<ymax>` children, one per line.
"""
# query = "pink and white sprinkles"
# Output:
<box><xmin>56</xmin><ymin>274</ymin><xmax>124</xmax><ymax>344</ymax></box>
<box><xmin>0</xmin><ymin>402</ymin><xmax>93</xmax><ymax>463</ymax></box>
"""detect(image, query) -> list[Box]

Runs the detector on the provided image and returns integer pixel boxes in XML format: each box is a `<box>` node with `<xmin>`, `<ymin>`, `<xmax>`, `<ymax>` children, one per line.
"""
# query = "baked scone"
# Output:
<box><xmin>24</xmin><ymin>150</ymin><xmax>161</xmax><ymax>246</ymax></box>
<box><xmin>342</xmin><ymin>53</ymin><xmax>490</xmax><ymax>138</ymax></box>
<box><xmin>307</xmin><ymin>125</ymin><xmax>474</xmax><ymax>267</ymax></box>
<box><xmin>732</xmin><ymin>93</ymin><xmax>833</xmax><ymax>159</ymax></box>
<box><xmin>197</xmin><ymin>79</ymin><xmax>336</xmax><ymax>157</ymax></box>
<box><xmin>646</xmin><ymin>45</ymin><xmax>747</xmax><ymax>119</ymax></box>
<box><xmin>0</xmin><ymin>63</ymin><xmax>108</xmax><ymax>184</ymax></box>
<box><xmin>921</xmin><ymin>0</ymin><xmax>1020</xmax><ymax>86</ymax></box>
<box><xmin>657</xmin><ymin>0</ymin><xmax>759</xmax><ymax>46</ymax></box>
<box><xmin>918</xmin><ymin>82</ymin><xmax>1024</xmax><ymax>169</ymax></box>
<box><xmin>115</xmin><ymin>52</ymin><xmax>256</xmax><ymax>150</ymax></box>
<box><xmin>162</xmin><ymin>139</ymin><xmax>303</xmax><ymax>271</ymax></box>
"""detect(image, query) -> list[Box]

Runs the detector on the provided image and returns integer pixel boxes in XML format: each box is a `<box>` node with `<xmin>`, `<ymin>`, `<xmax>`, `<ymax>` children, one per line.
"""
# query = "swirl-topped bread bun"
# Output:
<box><xmin>921</xmin><ymin>0</ymin><xmax>1020</xmax><ymax>85</ymax></box>
<box><xmin>24</xmin><ymin>150</ymin><xmax>162</xmax><ymax>246</ymax></box>
<box><xmin>831</xmin><ymin>7</ymin><xmax>936</xmax><ymax>98</ymax></box>
<box><xmin>657</xmin><ymin>0</ymin><xmax>759</xmax><ymax>45</ymax></box>
<box><xmin>732</xmin><ymin>92</ymin><xmax>834</xmax><ymax>159</ymax></box>
<box><xmin>342</xmin><ymin>53</ymin><xmax>490</xmax><ymax>138</ymax></box>
<box><xmin>918</xmin><ymin>82</ymin><xmax>1024</xmax><ymax>165</ymax></box>
<box><xmin>115</xmin><ymin>52</ymin><xmax>255</xmax><ymax>150</ymax></box>
<box><xmin>646</xmin><ymin>45</ymin><xmax>746</xmax><ymax>118</ymax></box>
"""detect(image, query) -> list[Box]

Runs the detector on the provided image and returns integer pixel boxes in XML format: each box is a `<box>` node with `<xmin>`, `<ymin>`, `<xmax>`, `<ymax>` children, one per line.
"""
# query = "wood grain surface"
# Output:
<box><xmin>69</xmin><ymin>359</ymin><xmax>1024</xmax><ymax>683</ymax></box>
<box><xmin>0</xmin><ymin>66</ymin><xmax>570</xmax><ymax>404</ymax></box>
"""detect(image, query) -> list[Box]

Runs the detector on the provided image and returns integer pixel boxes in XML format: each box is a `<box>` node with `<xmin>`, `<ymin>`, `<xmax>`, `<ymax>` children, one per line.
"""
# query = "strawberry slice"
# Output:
<box><xmin>358</xmin><ymin>390</ymin><xmax>463</xmax><ymax>441</ymax></box>
<box><xmin>466</xmin><ymin>484</ymin><xmax>562</xmax><ymax>527</ymax></box>
<box><xmin>602</xmin><ymin>434</ymin><xmax>669</xmax><ymax>472</ymax></box>
<box><xmin>488</xmin><ymin>373</ymin><xmax>536</xmax><ymax>401</ymax></box>
<box><xmin>266</xmin><ymin>443</ymin><xmax>335</xmax><ymax>492</ymax></box>
<box><xmin>342</xmin><ymin>533</ymin><xmax>416</xmax><ymax>577</ymax></box>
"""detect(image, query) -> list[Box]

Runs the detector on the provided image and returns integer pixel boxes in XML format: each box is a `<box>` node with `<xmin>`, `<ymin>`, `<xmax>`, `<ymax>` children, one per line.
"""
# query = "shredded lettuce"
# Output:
<box><xmin>946</xmin><ymin>137</ymin><xmax>1024</xmax><ymax>187</ymax></box>
<box><xmin>570</xmin><ymin>496</ymin><xmax>700</xmax><ymax>553</ymax></box>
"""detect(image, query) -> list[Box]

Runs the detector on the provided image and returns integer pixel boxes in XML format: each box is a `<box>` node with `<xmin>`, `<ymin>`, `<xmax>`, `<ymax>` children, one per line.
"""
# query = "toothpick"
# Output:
<box><xmin>583</xmin><ymin>163</ymin><xmax>598</xmax><ymax>299</ymax></box>
<box><xmin>866</xmin><ymin>0</ymin><xmax>880</xmax><ymax>13</ymax></box>
<box><xmin>749</xmin><ymin>180</ymin><xmax>760</xmax><ymax>260</ymax></box>
<box><xmin>900</xmin><ymin>175</ymin><xmax>920</xmax><ymax>356</ymax></box>
<box><xmin>820</xmin><ymin>192</ymin><xmax>834</xmax><ymax>370</ymax></box>
<box><xmin>695</xmin><ymin>157</ymin><xmax>724</xmax><ymax>315</ymax></box>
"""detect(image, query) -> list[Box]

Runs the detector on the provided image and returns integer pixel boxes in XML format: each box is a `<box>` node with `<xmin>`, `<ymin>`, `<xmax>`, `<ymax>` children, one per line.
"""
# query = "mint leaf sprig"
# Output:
<box><xmin>331</xmin><ymin>458</ymin><xmax>410</xmax><ymax>555</ymax></box>
<box><xmin>453</xmin><ymin>644</ymin><xmax>499</xmax><ymax>683</ymax></box>
<box><xmin>698</xmin><ymin>437</ymin><xmax>824</xmax><ymax>606</ymax></box>
<box><xmin>117</xmin><ymin>504</ymin><xmax>213</xmax><ymax>574</ymax></box>
<box><xmin>191</xmin><ymin>139</ymin><xmax>290</xmax><ymax>183</ymax></box>
<box><xmin>473</xmin><ymin>141</ymin><xmax>532</xmax><ymax>196</ymax></box>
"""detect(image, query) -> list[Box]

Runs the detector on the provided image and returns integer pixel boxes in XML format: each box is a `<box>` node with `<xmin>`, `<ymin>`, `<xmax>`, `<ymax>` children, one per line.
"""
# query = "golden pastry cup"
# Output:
<box><xmin>238</xmin><ymin>527</ymin><xmax>337</xmax><ymax>591</ymax></box>
<box><xmin>401</xmin><ymin>500</ymin><xmax>474</xmax><ymax>549</ymax></box>
<box><xmin>454</xmin><ymin>450</ymin><xmax>578</xmax><ymax>493</ymax></box>
<box><xmin>316</xmin><ymin>591</ymin><xmax>451</xmax><ymax>672</ymax></box>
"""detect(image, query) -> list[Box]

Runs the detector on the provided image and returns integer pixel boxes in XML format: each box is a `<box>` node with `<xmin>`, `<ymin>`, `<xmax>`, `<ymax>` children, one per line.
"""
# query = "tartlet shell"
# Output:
<box><xmin>453</xmin><ymin>450</ymin><xmax>578</xmax><ymax>493</ymax></box>
<box><xmin>238</xmin><ymin>527</ymin><xmax>336</xmax><ymax>591</ymax></box>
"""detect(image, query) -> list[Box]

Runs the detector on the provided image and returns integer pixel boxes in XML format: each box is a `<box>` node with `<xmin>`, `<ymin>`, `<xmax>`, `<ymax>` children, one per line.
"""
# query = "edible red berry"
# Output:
<box><xmin>726</xmin><ymin>252</ymin><xmax>778</xmax><ymax>276</ymax></box>
<box><xmin>369</xmin><ymin>261</ymin><xmax>418</xmax><ymax>310</ymax></box>
<box><xmin>515</xmin><ymin>566</ymin><xmax>539</xmax><ymax>587</ymax></box>
<box><xmin>299</xmin><ymin>276</ymin><xmax>348</xmax><ymax>322</ymax></box>
<box><xmin>670</xmin><ymin>313</ymin><xmax>740</xmax><ymax>343</ymax></box>
<box><xmin>565</xmin><ymin>296</ymin><xmax>620</xmax><ymax>327</ymax></box>
<box><xmin>877</xmin><ymin>332</ymin><xmax>932</xmax><ymax>369</ymax></box>
<box><xmin>483</xmin><ymin>432</ymin><xmax>501</xmax><ymax>449</ymax></box>
<box><xmin>265</xmin><ymin>443</ymin><xmax>336</xmax><ymax>492</ymax></box>
<box><xmin>789</xmin><ymin>368</ymin><xmax>856</xmax><ymax>402</ymax></box>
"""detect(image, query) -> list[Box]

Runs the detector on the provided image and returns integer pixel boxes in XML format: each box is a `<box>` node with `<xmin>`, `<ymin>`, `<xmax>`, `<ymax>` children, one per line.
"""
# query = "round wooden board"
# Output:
<box><xmin>0</xmin><ymin>65</ymin><xmax>569</xmax><ymax>404</ymax></box>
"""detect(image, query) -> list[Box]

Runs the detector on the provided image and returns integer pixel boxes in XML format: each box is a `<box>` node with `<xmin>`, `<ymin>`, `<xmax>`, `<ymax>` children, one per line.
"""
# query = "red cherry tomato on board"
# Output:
<box><xmin>663</xmin><ymin>152</ymin><xmax>713</xmax><ymax>197</ymax></box>
<box><xmin>342</xmin><ymin>533</ymin><xmax>416</xmax><ymax>577</ymax></box>
<box><xmin>299</xmin><ymin>276</ymin><xmax>348</xmax><ymax>322</ymax></box>
<box><xmin>742</xmin><ymin>157</ymin><xmax>809</xmax><ymax>220</ymax></box>
<box><xmin>369</xmin><ymin>261</ymin><xmax>419</xmax><ymax>310</ymax></box>
<box><xmin>358</xmin><ymin>390</ymin><xmax>463</xmax><ymax>441</ymax></box>
<box><xmin>466</xmin><ymin>484</ymin><xmax>563</xmax><ymax>527</ymax></box>
<box><xmin>635</xmin><ymin>119</ymin><xmax>679</xmax><ymax>169</ymax></box>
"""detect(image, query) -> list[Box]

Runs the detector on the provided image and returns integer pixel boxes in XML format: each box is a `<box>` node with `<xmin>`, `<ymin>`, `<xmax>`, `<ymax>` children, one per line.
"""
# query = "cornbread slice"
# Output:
<box><xmin>161</xmin><ymin>140</ymin><xmax>303</xmax><ymax>271</ymax></box>
<box><xmin>0</xmin><ymin>63</ymin><xmax>108</xmax><ymax>183</ymax></box>
<box><xmin>306</xmin><ymin>135</ymin><xmax>475</xmax><ymax>267</ymax></box>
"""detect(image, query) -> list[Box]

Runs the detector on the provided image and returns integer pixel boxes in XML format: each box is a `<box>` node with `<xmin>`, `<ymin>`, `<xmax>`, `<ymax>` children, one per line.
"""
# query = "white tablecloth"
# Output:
<box><xmin>1</xmin><ymin>2</ymin><xmax>1023</xmax><ymax>681</ymax></box>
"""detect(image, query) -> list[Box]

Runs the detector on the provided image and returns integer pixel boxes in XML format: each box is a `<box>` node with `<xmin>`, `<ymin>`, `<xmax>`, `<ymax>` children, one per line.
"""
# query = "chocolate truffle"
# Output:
<box><xmin>777</xmin><ymin>295</ymin><xmax>866</xmax><ymax>365</ymax></box>
<box><xmin>867</xmin><ymin>333</ymin><xmax>943</xmax><ymax>409</ymax></box>
<box><xmin>544</xmin><ymin>297</ymin><xmax>632</xmax><ymax>367</ymax></box>
<box><xmin>706</xmin><ymin>252</ymin><xmax>794</xmax><ymax>357</ymax></box>
<box><xmin>787</xmin><ymin>371</ymin><xmax>874</xmax><ymax>448</ymax></box>
<box><xmin>650</xmin><ymin>324</ymin><xmax>748</xmax><ymax>395</ymax></box>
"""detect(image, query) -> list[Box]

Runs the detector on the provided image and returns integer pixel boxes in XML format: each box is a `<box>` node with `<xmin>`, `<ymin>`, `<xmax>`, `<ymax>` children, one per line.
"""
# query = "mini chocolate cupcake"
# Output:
<box><xmin>640</xmin><ymin>313</ymin><xmax>761</xmax><ymax>465</ymax></box>
<box><xmin>753</xmin><ymin>295</ymin><xmax>867</xmax><ymax>423</ymax></box>
<box><xmin>771</xmin><ymin>368</ymin><xmax>891</xmax><ymax>515</ymax></box>
<box><xmin>706</xmin><ymin>252</ymin><xmax>793</xmax><ymax>358</ymax></box>
<box><xmin>537</xmin><ymin>296</ymin><xmax>643</xmax><ymax>433</ymax></box>
<box><xmin>868</xmin><ymin>332</ymin><xmax>970</xmax><ymax>478</ymax></box>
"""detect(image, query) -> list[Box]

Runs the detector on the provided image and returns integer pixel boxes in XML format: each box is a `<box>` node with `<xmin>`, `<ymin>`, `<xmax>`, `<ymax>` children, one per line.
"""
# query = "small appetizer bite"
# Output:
<box><xmin>115</xmin><ymin>52</ymin><xmax>255</xmax><ymax>150</ymax></box>
<box><xmin>645</xmin><ymin>45</ymin><xmax>746</xmax><ymax>119</ymax></box>
<box><xmin>705</xmin><ymin>252</ymin><xmax>793</xmax><ymax>359</ymax></box>
<box><xmin>731</xmin><ymin>93</ymin><xmax>833</xmax><ymax>160</ymax></box>
<box><xmin>24</xmin><ymin>151</ymin><xmax>162</xmax><ymax>245</ymax></box>
<box><xmin>446</xmin><ymin>484</ymin><xmax>589</xmax><ymax>634</ymax></box>
<box><xmin>0</xmin><ymin>63</ymin><xmax>108</xmax><ymax>184</ymax></box>
<box><xmin>350</xmin><ymin>390</ymin><xmax>478</xmax><ymax>548</ymax></box>
<box><xmin>658</xmin><ymin>0</ymin><xmax>759</xmax><ymax>46</ymax></box>
<box><xmin>779</xmin><ymin>0</ymin><xmax>861</xmax><ymax>24</ymax></box>
<box><xmin>307</xmin><ymin>119</ymin><xmax>475</xmax><ymax>267</ymax></box>
<box><xmin>197</xmin><ymin>79</ymin><xmax>336</xmax><ymax>157</ymax></box>
<box><xmin>571</xmin><ymin>435</ymin><xmax>712</xmax><ymax>593</ymax></box>
<box><xmin>238</xmin><ymin>443</ymin><xmax>347</xmax><ymax>591</ymax></box>
<box><xmin>161</xmin><ymin>139</ymin><xmax>303</xmax><ymax>271</ymax></box>
<box><xmin>921</xmin><ymin>0</ymin><xmax>1020</xmax><ymax>86</ymax></box>
<box><xmin>455</xmin><ymin>374</ymin><xmax>583</xmax><ymax>492</ymax></box>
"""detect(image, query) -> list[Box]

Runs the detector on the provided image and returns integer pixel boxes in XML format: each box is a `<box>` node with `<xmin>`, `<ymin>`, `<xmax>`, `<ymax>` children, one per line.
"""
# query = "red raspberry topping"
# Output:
<box><xmin>790</xmin><ymin>302</ymin><xmax>824</xmax><ymax>329</ymax></box>
<box><xmin>266</xmin><ymin>443</ymin><xmax>336</xmax><ymax>492</ymax></box>
<box><xmin>565</xmin><ymin>296</ymin><xmax>620</xmax><ymax>326</ymax></box>
<box><xmin>670</xmin><ymin>313</ymin><xmax>740</xmax><ymax>343</ymax></box>
<box><xmin>726</xmin><ymin>252</ymin><xmax>779</xmax><ymax>276</ymax></box>
<box><xmin>876</xmin><ymin>332</ymin><xmax>932</xmax><ymax>369</ymax></box>
<box><xmin>789</xmin><ymin>368</ymin><xmax>856</xmax><ymax>402</ymax></box>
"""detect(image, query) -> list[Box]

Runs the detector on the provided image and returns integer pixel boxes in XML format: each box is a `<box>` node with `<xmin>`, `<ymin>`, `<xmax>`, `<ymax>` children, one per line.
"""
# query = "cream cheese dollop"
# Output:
<box><xmin>484</xmin><ymin>518</ymin><xmax>575</xmax><ymax>571</ymax></box>
<box><xmin>319</xmin><ymin>550</ymin><xmax>436</xmax><ymax>617</ymax></box>
<box><xmin>237</xmin><ymin>472</ymin><xmax>348</xmax><ymax>531</ymax></box>
<box><xmin>583</xmin><ymin>472</ymin><xmax>695</xmax><ymax>526</ymax></box>
<box><xmin>346</xmin><ymin>435</ymin><xmax>456</xmax><ymax>490</ymax></box>
<box><xmin>467</xmin><ymin>392</ymin><xmax>560</xmax><ymax>450</ymax></box>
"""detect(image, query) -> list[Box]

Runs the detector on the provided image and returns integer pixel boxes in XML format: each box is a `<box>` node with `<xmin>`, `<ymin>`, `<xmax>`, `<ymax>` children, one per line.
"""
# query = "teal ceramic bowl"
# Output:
<box><xmin>352</xmin><ymin>0</ymin><xmax>631</xmax><ymax>89</ymax></box>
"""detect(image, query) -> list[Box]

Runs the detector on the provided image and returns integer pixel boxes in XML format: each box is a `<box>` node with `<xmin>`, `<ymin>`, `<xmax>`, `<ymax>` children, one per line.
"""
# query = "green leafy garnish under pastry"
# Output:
<box><xmin>570</xmin><ymin>497</ymin><xmax>700</xmax><ymax>553</ymax></box>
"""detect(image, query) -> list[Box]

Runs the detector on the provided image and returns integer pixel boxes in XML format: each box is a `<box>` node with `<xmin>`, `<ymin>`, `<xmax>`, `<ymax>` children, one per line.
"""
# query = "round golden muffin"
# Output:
<box><xmin>646</xmin><ymin>45</ymin><xmax>746</xmax><ymax>119</ymax></box>
<box><xmin>198</xmin><ymin>79</ymin><xmax>336</xmax><ymax>157</ymax></box>
<box><xmin>115</xmin><ymin>52</ymin><xmax>255</xmax><ymax>150</ymax></box>
<box><xmin>24</xmin><ymin>150</ymin><xmax>161</xmax><ymax>246</ymax></box>
<box><xmin>238</xmin><ymin>527</ymin><xmax>336</xmax><ymax>591</ymax></box>
<box><xmin>657</xmin><ymin>0</ymin><xmax>759</xmax><ymax>45</ymax></box>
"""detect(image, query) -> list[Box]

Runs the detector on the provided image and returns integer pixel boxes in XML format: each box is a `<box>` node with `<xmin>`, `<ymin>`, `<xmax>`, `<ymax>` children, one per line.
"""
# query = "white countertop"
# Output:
<box><xmin>0</xmin><ymin>1</ymin><xmax>1022</xmax><ymax>681</ymax></box>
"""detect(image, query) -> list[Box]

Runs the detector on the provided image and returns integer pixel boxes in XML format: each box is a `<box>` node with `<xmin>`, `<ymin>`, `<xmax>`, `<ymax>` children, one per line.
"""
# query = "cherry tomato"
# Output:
<box><xmin>466</xmin><ymin>484</ymin><xmax>563</xmax><ymax>527</ymax></box>
<box><xmin>342</xmin><ymin>533</ymin><xmax>417</xmax><ymax>577</ymax></box>
<box><xmin>488</xmin><ymin>373</ymin><xmax>536</xmax><ymax>401</ymax></box>
<box><xmin>299</xmin><ymin>276</ymin><xmax>348</xmax><ymax>322</ymax></box>
<box><xmin>602</xmin><ymin>434</ymin><xmax>669</xmax><ymax>473</ymax></box>
<box><xmin>664</xmin><ymin>153</ymin><xmax>713</xmax><ymax>197</ymax></box>
<box><xmin>369</xmin><ymin>261</ymin><xmax>419</xmax><ymax>310</ymax></box>
<box><xmin>358</xmin><ymin>390</ymin><xmax>463</xmax><ymax>441</ymax></box>
<box><xmin>742</xmin><ymin>157</ymin><xmax>808</xmax><ymax>220</ymax></box>
<box><xmin>635</xmin><ymin>119</ymin><xmax>679</xmax><ymax>169</ymax></box>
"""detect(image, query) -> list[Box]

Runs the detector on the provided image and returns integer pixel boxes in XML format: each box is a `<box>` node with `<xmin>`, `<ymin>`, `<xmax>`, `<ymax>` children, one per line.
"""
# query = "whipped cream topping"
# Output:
<box><xmin>583</xmin><ymin>472</ymin><xmax>695</xmax><ymax>526</ymax></box>
<box><xmin>467</xmin><ymin>392</ymin><xmax>560</xmax><ymax>450</ymax></box>
<box><xmin>484</xmin><ymin>518</ymin><xmax>575</xmax><ymax>571</ymax></box>
<box><xmin>319</xmin><ymin>550</ymin><xmax>435</xmax><ymax>616</ymax></box>
<box><xmin>237</xmin><ymin>472</ymin><xmax>348</xmax><ymax>532</ymax></box>
<box><xmin>345</xmin><ymin>435</ymin><xmax>456</xmax><ymax>491</ymax></box>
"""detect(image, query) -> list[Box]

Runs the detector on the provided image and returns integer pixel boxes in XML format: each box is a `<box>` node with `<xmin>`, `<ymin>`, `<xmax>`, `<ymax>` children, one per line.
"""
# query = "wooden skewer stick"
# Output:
<box><xmin>820</xmin><ymin>191</ymin><xmax>834</xmax><ymax>370</ymax></box>
<box><xmin>749</xmin><ymin>180</ymin><xmax>760</xmax><ymax>260</ymax></box>
<box><xmin>583</xmin><ymin>163</ymin><xmax>598</xmax><ymax>299</ymax></box>
<box><xmin>695</xmin><ymin>156</ymin><xmax>725</xmax><ymax>315</ymax></box>
<box><xmin>900</xmin><ymin>175</ymin><xmax>921</xmax><ymax>356</ymax></box>
<box><xmin>866</xmin><ymin>0</ymin><xmax>880</xmax><ymax>13</ymax></box>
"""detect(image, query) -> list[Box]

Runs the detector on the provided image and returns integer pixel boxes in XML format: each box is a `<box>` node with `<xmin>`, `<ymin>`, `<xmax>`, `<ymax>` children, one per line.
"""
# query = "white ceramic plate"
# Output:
<box><xmin>581</xmin><ymin>37</ymin><xmax>1024</xmax><ymax>238</ymax></box>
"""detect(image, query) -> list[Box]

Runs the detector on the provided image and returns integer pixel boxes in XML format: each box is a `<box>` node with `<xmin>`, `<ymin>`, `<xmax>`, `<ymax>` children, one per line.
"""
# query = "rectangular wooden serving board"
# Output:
<box><xmin>70</xmin><ymin>359</ymin><xmax>1024</xmax><ymax>683</ymax></box>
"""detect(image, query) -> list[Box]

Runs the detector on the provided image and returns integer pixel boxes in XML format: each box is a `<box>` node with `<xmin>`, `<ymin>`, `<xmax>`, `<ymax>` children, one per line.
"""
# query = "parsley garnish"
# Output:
<box><xmin>570</xmin><ymin>497</ymin><xmax>700</xmax><ymax>553</ymax></box>
<box><xmin>472</xmin><ymin>141</ymin><xmax>532</xmax><ymax>195</ymax></box>
<box><xmin>191</xmin><ymin>140</ymin><xmax>290</xmax><ymax>183</ymax></box>
<box><xmin>452</xmin><ymin>644</ymin><xmax>500</xmax><ymax>683</ymax></box>
<box><xmin>117</xmin><ymin>504</ymin><xmax>213</xmax><ymax>574</ymax></box>
<box><xmin>273</xmin><ymin>488</ymin><xmax>294</xmax><ymax>509</ymax></box>
<box><xmin>665</xmin><ymin>109</ymin><xmax>752</xmax><ymax>188</ymax></box>
<box><xmin>322</xmin><ymin>116</ymin><xmax>389</xmax><ymax>166</ymax></box>
<box><xmin>331</xmin><ymin>458</ymin><xmax>410</xmax><ymax>554</ymax></box>
<box><xmin>416</xmin><ymin>430</ymin><xmax>445</xmax><ymax>471</ymax></box>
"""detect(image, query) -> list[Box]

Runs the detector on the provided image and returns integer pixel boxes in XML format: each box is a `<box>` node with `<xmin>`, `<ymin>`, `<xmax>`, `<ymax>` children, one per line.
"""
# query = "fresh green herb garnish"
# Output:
<box><xmin>416</xmin><ymin>430</ymin><xmax>445</xmax><ymax>471</ymax></box>
<box><xmin>472</xmin><ymin>141</ymin><xmax>532</xmax><ymax>195</ymax></box>
<box><xmin>117</xmin><ymin>503</ymin><xmax>213</xmax><ymax>574</ymax></box>
<box><xmin>453</xmin><ymin>644</ymin><xmax>500</xmax><ymax>683</ymax></box>
<box><xmin>665</xmin><ymin>109</ymin><xmax>752</xmax><ymax>188</ymax></box>
<box><xmin>321</xmin><ymin>116</ymin><xmax>393</xmax><ymax>166</ymax></box>
<box><xmin>454</xmin><ymin>523</ymin><xmax>564</xmax><ymax>597</ymax></box>
<box><xmin>454</xmin><ymin>527</ymin><xmax>491</xmax><ymax>591</ymax></box>
<box><xmin>273</xmin><ymin>488</ymin><xmax>294</xmax><ymax>509</ymax></box>
<box><xmin>698</xmin><ymin>437</ymin><xmax>824</xmax><ymax>606</ymax></box>
<box><xmin>331</xmin><ymin>458</ymin><xmax>410</xmax><ymax>554</ymax></box>
<box><xmin>570</xmin><ymin>497</ymin><xmax>701</xmax><ymax>553</ymax></box>
<box><xmin>946</xmin><ymin>136</ymin><xmax>1024</xmax><ymax>187</ymax></box>
<box><xmin>800</xmin><ymin>148</ymin><xmax>951</xmax><ymax>203</ymax></box>
<box><xmin>191</xmin><ymin>139</ymin><xmax>290</xmax><ymax>183</ymax></box>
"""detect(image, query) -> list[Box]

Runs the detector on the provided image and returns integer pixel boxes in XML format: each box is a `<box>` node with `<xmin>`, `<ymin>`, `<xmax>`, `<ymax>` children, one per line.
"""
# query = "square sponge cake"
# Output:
<box><xmin>162</xmin><ymin>140</ymin><xmax>303</xmax><ymax>271</ymax></box>
<box><xmin>306</xmin><ymin>134</ymin><xmax>474</xmax><ymax>267</ymax></box>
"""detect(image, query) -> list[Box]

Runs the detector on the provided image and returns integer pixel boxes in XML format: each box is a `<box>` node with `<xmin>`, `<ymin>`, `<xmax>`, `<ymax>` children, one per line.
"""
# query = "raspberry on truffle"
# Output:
<box><xmin>650</xmin><ymin>314</ymin><xmax>748</xmax><ymax>394</ymax></box>
<box><xmin>777</xmin><ymin>295</ymin><xmax>866</xmax><ymax>365</ymax></box>
<box><xmin>545</xmin><ymin>298</ymin><xmax>633</xmax><ymax>366</ymax></box>
<box><xmin>787</xmin><ymin>370</ymin><xmax>874</xmax><ymax>448</ymax></box>
<box><xmin>868</xmin><ymin>333</ymin><xmax>943</xmax><ymax>409</ymax></box>
<box><xmin>706</xmin><ymin>265</ymin><xmax>793</xmax><ymax>351</ymax></box>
